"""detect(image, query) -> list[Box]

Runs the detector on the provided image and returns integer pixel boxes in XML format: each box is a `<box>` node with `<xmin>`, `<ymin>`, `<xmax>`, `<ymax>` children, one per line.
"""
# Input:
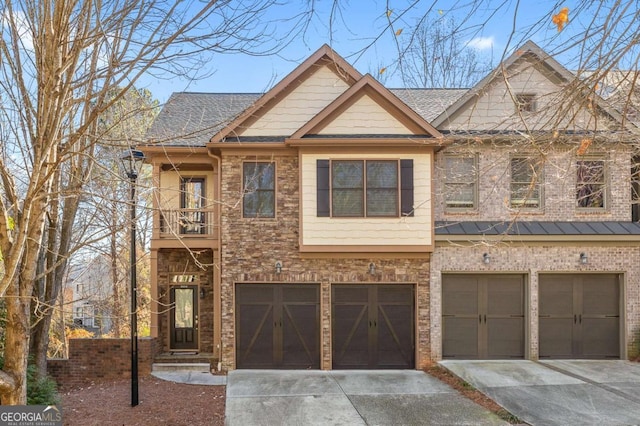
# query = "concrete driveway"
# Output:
<box><xmin>225</xmin><ymin>369</ymin><xmax>507</xmax><ymax>425</ymax></box>
<box><xmin>441</xmin><ymin>359</ymin><xmax>640</xmax><ymax>426</ymax></box>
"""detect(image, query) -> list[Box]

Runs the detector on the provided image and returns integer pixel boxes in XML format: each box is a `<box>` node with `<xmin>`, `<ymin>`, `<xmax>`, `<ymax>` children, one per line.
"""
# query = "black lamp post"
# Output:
<box><xmin>120</xmin><ymin>148</ymin><xmax>145</xmax><ymax>407</ymax></box>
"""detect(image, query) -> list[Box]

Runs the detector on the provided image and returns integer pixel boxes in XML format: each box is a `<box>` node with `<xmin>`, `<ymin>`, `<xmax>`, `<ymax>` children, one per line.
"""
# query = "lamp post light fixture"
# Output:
<box><xmin>120</xmin><ymin>148</ymin><xmax>145</xmax><ymax>407</ymax></box>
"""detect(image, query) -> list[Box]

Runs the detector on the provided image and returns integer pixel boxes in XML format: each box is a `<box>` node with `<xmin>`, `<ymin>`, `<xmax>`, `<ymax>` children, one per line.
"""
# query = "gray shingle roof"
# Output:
<box><xmin>145</xmin><ymin>92</ymin><xmax>260</xmax><ymax>146</ymax></box>
<box><xmin>145</xmin><ymin>89</ymin><xmax>468</xmax><ymax>146</ymax></box>
<box><xmin>435</xmin><ymin>221</ymin><xmax>640</xmax><ymax>236</ymax></box>
<box><xmin>390</xmin><ymin>89</ymin><xmax>467</xmax><ymax>122</ymax></box>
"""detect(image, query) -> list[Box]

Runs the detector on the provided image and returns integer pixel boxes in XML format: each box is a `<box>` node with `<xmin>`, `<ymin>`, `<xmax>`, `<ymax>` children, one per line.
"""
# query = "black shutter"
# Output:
<box><xmin>317</xmin><ymin>160</ymin><xmax>330</xmax><ymax>217</ymax></box>
<box><xmin>400</xmin><ymin>159</ymin><xmax>414</xmax><ymax>217</ymax></box>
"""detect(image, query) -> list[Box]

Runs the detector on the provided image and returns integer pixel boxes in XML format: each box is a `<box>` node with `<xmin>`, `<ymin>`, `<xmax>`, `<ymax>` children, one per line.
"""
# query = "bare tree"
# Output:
<box><xmin>29</xmin><ymin>87</ymin><xmax>158</xmax><ymax>377</ymax></box>
<box><xmin>0</xmin><ymin>0</ymin><xmax>312</xmax><ymax>405</ymax></box>
<box><xmin>399</xmin><ymin>18</ymin><xmax>493</xmax><ymax>88</ymax></box>
<box><xmin>2</xmin><ymin>0</ymin><xmax>640</xmax><ymax>405</ymax></box>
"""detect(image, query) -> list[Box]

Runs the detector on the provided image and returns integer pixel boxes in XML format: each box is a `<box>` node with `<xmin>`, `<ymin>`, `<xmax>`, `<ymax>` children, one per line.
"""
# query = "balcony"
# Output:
<box><xmin>158</xmin><ymin>209</ymin><xmax>218</xmax><ymax>240</ymax></box>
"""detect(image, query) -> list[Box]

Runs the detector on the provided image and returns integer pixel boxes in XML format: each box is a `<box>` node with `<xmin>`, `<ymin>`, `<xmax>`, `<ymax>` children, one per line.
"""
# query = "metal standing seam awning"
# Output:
<box><xmin>435</xmin><ymin>221</ymin><xmax>640</xmax><ymax>241</ymax></box>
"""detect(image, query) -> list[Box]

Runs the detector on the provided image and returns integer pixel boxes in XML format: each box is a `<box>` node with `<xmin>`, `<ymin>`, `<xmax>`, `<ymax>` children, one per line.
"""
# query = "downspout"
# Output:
<box><xmin>207</xmin><ymin>148</ymin><xmax>223</xmax><ymax>368</ymax></box>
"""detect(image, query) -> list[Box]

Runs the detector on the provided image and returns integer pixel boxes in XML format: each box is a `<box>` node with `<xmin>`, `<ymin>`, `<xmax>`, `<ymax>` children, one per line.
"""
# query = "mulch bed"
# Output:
<box><xmin>60</xmin><ymin>376</ymin><xmax>225</xmax><ymax>426</ymax></box>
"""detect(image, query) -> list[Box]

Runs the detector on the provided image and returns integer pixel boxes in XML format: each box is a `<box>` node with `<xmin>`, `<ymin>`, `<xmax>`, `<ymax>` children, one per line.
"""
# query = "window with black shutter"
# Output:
<box><xmin>316</xmin><ymin>159</ymin><xmax>413</xmax><ymax>218</ymax></box>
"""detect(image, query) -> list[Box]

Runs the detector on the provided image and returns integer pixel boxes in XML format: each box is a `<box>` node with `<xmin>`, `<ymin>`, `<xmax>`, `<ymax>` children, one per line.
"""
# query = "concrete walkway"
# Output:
<box><xmin>151</xmin><ymin>363</ymin><xmax>227</xmax><ymax>386</ymax></box>
<box><xmin>440</xmin><ymin>360</ymin><xmax>640</xmax><ymax>426</ymax></box>
<box><xmin>151</xmin><ymin>370</ymin><xmax>227</xmax><ymax>385</ymax></box>
<box><xmin>225</xmin><ymin>370</ymin><xmax>507</xmax><ymax>425</ymax></box>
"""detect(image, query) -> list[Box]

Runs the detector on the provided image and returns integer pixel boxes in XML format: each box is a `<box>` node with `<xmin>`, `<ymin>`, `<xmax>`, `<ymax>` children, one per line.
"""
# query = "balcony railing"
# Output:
<box><xmin>159</xmin><ymin>209</ymin><xmax>217</xmax><ymax>237</ymax></box>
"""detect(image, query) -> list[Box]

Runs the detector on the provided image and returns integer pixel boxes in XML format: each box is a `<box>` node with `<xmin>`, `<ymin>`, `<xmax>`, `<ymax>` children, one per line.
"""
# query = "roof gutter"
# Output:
<box><xmin>207</xmin><ymin>147</ymin><xmax>222</xmax><ymax>365</ymax></box>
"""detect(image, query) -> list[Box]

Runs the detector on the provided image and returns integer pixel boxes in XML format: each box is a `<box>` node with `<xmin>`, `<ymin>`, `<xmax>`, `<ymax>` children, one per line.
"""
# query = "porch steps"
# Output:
<box><xmin>153</xmin><ymin>352</ymin><xmax>219</xmax><ymax>373</ymax></box>
<box><xmin>152</xmin><ymin>362</ymin><xmax>211</xmax><ymax>373</ymax></box>
<box><xmin>154</xmin><ymin>352</ymin><xmax>215</xmax><ymax>363</ymax></box>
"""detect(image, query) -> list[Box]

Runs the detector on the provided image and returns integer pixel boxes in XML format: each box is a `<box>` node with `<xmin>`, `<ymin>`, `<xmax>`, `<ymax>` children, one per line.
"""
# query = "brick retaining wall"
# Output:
<box><xmin>47</xmin><ymin>337</ymin><xmax>159</xmax><ymax>389</ymax></box>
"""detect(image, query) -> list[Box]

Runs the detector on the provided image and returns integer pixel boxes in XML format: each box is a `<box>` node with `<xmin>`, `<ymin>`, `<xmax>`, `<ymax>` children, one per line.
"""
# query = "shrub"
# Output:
<box><xmin>26</xmin><ymin>363</ymin><xmax>60</xmax><ymax>405</ymax></box>
<box><xmin>0</xmin><ymin>356</ymin><xmax>60</xmax><ymax>405</ymax></box>
<box><xmin>66</xmin><ymin>326</ymin><xmax>94</xmax><ymax>339</ymax></box>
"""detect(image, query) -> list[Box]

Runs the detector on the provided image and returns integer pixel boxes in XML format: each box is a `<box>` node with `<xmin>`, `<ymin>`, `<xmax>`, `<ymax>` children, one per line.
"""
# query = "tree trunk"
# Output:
<box><xmin>31</xmin><ymin>262</ymin><xmax>64</xmax><ymax>378</ymax></box>
<box><xmin>30</xmin><ymin>161</ymin><xmax>84</xmax><ymax>377</ymax></box>
<box><xmin>111</xmin><ymin>223</ymin><xmax>121</xmax><ymax>337</ymax></box>
<box><xmin>30</xmin><ymin>168</ymin><xmax>62</xmax><ymax>379</ymax></box>
<box><xmin>0</xmin><ymin>277</ymin><xmax>32</xmax><ymax>404</ymax></box>
<box><xmin>59</xmin><ymin>289</ymin><xmax>68</xmax><ymax>358</ymax></box>
<box><xmin>30</xmin><ymin>313</ymin><xmax>54</xmax><ymax>378</ymax></box>
<box><xmin>1</xmin><ymin>182</ymin><xmax>51</xmax><ymax>403</ymax></box>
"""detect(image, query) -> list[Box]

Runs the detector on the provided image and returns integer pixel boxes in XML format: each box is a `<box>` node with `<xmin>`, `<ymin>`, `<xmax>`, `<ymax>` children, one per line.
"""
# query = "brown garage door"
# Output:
<box><xmin>332</xmin><ymin>284</ymin><xmax>414</xmax><ymax>369</ymax></box>
<box><xmin>442</xmin><ymin>275</ymin><xmax>524</xmax><ymax>359</ymax></box>
<box><xmin>235</xmin><ymin>284</ymin><xmax>320</xmax><ymax>369</ymax></box>
<box><xmin>539</xmin><ymin>274</ymin><xmax>620</xmax><ymax>359</ymax></box>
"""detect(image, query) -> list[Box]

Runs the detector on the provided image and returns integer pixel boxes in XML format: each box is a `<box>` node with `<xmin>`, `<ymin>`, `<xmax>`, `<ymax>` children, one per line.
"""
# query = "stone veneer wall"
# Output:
<box><xmin>47</xmin><ymin>337</ymin><xmax>159</xmax><ymax>389</ymax></box>
<box><xmin>156</xmin><ymin>249</ymin><xmax>215</xmax><ymax>354</ymax></box>
<box><xmin>219</xmin><ymin>153</ymin><xmax>432</xmax><ymax>370</ymax></box>
<box><xmin>430</xmin><ymin>244</ymin><xmax>640</xmax><ymax>360</ymax></box>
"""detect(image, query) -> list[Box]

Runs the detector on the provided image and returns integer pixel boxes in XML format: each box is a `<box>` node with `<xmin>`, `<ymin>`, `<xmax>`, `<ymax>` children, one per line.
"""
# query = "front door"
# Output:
<box><xmin>170</xmin><ymin>285</ymin><xmax>199</xmax><ymax>350</ymax></box>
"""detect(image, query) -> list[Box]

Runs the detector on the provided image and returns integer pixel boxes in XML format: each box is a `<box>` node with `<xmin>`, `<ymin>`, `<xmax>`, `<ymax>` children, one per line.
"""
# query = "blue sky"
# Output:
<box><xmin>141</xmin><ymin>1</ymin><xmax>586</xmax><ymax>103</ymax></box>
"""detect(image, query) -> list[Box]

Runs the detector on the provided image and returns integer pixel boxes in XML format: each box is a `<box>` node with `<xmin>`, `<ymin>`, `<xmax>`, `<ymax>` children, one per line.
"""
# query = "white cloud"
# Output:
<box><xmin>467</xmin><ymin>36</ymin><xmax>495</xmax><ymax>51</ymax></box>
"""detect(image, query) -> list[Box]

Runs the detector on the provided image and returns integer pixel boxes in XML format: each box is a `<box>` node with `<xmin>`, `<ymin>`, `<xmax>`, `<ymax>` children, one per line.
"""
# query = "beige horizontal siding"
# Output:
<box><xmin>301</xmin><ymin>153</ymin><xmax>432</xmax><ymax>247</ymax></box>
<box><xmin>318</xmin><ymin>95</ymin><xmax>412</xmax><ymax>135</ymax></box>
<box><xmin>445</xmin><ymin>58</ymin><xmax>609</xmax><ymax>132</ymax></box>
<box><xmin>241</xmin><ymin>66</ymin><xmax>349</xmax><ymax>136</ymax></box>
<box><xmin>157</xmin><ymin>170</ymin><xmax>215</xmax><ymax>211</ymax></box>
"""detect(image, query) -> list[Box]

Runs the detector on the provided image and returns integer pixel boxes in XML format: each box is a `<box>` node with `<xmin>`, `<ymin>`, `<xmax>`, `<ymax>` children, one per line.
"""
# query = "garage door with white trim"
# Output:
<box><xmin>332</xmin><ymin>284</ymin><xmax>415</xmax><ymax>369</ymax></box>
<box><xmin>235</xmin><ymin>284</ymin><xmax>320</xmax><ymax>369</ymax></box>
<box><xmin>539</xmin><ymin>274</ymin><xmax>620</xmax><ymax>359</ymax></box>
<box><xmin>442</xmin><ymin>274</ymin><xmax>525</xmax><ymax>359</ymax></box>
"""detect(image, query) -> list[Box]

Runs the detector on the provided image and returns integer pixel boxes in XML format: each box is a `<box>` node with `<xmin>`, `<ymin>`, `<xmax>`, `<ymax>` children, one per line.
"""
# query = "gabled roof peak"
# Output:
<box><xmin>289</xmin><ymin>73</ymin><xmax>442</xmax><ymax>140</ymax></box>
<box><xmin>209</xmin><ymin>44</ymin><xmax>363</xmax><ymax>143</ymax></box>
<box><xmin>432</xmin><ymin>40</ymin><xmax>580</xmax><ymax>128</ymax></box>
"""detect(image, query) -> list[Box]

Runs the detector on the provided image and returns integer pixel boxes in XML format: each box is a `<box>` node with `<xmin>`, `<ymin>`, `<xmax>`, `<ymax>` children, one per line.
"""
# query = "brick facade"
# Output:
<box><xmin>146</xmin><ymin>44</ymin><xmax>640</xmax><ymax>372</ymax></box>
<box><xmin>47</xmin><ymin>337</ymin><xmax>159</xmax><ymax>389</ymax></box>
<box><xmin>219</xmin><ymin>153</ymin><xmax>432</xmax><ymax>370</ymax></box>
<box><xmin>434</xmin><ymin>141</ymin><xmax>633</xmax><ymax>222</ymax></box>
<box><xmin>430</xmin><ymin>140</ymin><xmax>640</xmax><ymax>361</ymax></box>
<box><xmin>156</xmin><ymin>249</ymin><xmax>215</xmax><ymax>354</ymax></box>
<box><xmin>430</xmin><ymin>244</ymin><xmax>640</xmax><ymax>360</ymax></box>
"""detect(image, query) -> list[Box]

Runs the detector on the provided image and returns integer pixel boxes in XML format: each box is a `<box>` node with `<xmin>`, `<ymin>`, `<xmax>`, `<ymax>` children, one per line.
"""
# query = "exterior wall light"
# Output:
<box><xmin>483</xmin><ymin>253</ymin><xmax>491</xmax><ymax>264</ymax></box>
<box><xmin>580</xmin><ymin>252</ymin><xmax>588</xmax><ymax>264</ymax></box>
<box><xmin>200</xmin><ymin>287</ymin><xmax>206</xmax><ymax>299</ymax></box>
<box><xmin>275</xmin><ymin>261</ymin><xmax>283</xmax><ymax>274</ymax></box>
<box><xmin>369</xmin><ymin>262</ymin><xmax>376</xmax><ymax>275</ymax></box>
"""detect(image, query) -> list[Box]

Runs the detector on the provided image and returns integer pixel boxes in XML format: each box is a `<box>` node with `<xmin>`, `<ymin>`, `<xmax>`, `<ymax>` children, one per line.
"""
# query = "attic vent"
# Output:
<box><xmin>516</xmin><ymin>94</ymin><xmax>536</xmax><ymax>113</ymax></box>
